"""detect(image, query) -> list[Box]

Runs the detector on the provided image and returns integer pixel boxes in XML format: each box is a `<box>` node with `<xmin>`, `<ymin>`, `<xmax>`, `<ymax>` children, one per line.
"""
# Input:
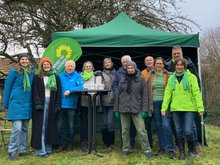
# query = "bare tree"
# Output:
<box><xmin>200</xmin><ymin>27</ymin><xmax>220</xmax><ymax>110</ymax></box>
<box><xmin>0</xmin><ymin>0</ymin><xmax>198</xmax><ymax>68</ymax></box>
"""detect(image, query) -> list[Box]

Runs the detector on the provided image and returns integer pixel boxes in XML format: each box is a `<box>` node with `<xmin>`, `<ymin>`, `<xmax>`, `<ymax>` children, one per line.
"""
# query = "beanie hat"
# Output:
<box><xmin>127</xmin><ymin>61</ymin><xmax>137</xmax><ymax>70</ymax></box>
<box><xmin>17</xmin><ymin>54</ymin><xmax>30</xmax><ymax>62</ymax></box>
<box><xmin>40</xmin><ymin>58</ymin><xmax>52</xmax><ymax>66</ymax></box>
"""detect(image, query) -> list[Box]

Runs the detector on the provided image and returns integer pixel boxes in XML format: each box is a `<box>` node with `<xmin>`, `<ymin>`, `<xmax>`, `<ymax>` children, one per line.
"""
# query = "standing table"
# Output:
<box><xmin>75</xmin><ymin>89</ymin><xmax>108</xmax><ymax>156</ymax></box>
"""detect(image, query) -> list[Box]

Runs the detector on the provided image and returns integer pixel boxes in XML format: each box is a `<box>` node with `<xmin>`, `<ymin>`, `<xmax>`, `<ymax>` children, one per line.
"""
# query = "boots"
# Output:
<box><xmin>178</xmin><ymin>138</ymin><xmax>185</xmax><ymax>160</ymax></box>
<box><xmin>187</xmin><ymin>140</ymin><xmax>195</xmax><ymax>158</ymax></box>
<box><xmin>108</xmin><ymin>131</ymin><xmax>115</xmax><ymax>148</ymax></box>
<box><xmin>101</xmin><ymin>129</ymin><xmax>109</xmax><ymax>147</ymax></box>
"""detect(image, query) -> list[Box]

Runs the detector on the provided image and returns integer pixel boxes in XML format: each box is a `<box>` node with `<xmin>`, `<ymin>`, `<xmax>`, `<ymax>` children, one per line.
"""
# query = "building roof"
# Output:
<box><xmin>0</xmin><ymin>58</ymin><xmax>17</xmax><ymax>79</ymax></box>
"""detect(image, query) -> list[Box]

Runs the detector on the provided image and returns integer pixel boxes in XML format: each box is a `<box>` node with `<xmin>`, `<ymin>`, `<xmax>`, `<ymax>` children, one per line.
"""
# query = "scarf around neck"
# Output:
<box><xmin>22</xmin><ymin>67</ymin><xmax>31</xmax><ymax>92</ymax></box>
<box><xmin>126</xmin><ymin>71</ymin><xmax>137</xmax><ymax>94</ymax></box>
<box><xmin>82</xmin><ymin>71</ymin><xmax>94</xmax><ymax>81</ymax></box>
<box><xmin>171</xmin><ymin>70</ymin><xmax>189</xmax><ymax>90</ymax></box>
<box><xmin>44</xmin><ymin>71</ymin><xmax>57</xmax><ymax>91</ymax></box>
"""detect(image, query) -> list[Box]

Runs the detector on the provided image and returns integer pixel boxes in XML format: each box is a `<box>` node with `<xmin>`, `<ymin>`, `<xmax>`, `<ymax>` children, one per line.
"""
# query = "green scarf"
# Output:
<box><xmin>171</xmin><ymin>70</ymin><xmax>189</xmax><ymax>90</ymax></box>
<box><xmin>22</xmin><ymin>67</ymin><xmax>31</xmax><ymax>92</ymax></box>
<box><xmin>82</xmin><ymin>71</ymin><xmax>94</xmax><ymax>81</ymax></box>
<box><xmin>44</xmin><ymin>71</ymin><xmax>57</xmax><ymax>91</ymax></box>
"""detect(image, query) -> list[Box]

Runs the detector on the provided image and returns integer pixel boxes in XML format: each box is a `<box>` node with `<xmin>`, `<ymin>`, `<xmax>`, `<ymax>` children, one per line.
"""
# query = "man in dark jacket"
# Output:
<box><xmin>114</xmin><ymin>61</ymin><xmax>152</xmax><ymax>158</ymax></box>
<box><xmin>165</xmin><ymin>46</ymin><xmax>199</xmax><ymax>81</ymax></box>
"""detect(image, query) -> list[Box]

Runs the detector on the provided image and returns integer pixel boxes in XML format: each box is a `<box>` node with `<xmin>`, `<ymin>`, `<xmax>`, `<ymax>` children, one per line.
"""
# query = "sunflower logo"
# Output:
<box><xmin>56</xmin><ymin>45</ymin><xmax>72</xmax><ymax>59</ymax></box>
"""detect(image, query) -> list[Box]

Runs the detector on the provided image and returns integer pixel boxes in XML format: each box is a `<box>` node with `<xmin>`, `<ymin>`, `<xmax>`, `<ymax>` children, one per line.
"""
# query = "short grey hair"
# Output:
<box><xmin>121</xmin><ymin>55</ymin><xmax>131</xmax><ymax>63</ymax></box>
<box><xmin>172</xmin><ymin>45</ymin><xmax>182</xmax><ymax>52</ymax></box>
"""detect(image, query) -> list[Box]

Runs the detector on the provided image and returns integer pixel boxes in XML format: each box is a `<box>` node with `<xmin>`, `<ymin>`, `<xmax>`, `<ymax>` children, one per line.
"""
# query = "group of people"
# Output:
<box><xmin>3</xmin><ymin>46</ymin><xmax>205</xmax><ymax>161</ymax></box>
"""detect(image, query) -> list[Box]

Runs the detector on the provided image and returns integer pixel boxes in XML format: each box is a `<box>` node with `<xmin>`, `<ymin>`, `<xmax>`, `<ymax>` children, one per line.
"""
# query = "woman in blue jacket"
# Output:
<box><xmin>3</xmin><ymin>54</ymin><xmax>34</xmax><ymax>160</ymax></box>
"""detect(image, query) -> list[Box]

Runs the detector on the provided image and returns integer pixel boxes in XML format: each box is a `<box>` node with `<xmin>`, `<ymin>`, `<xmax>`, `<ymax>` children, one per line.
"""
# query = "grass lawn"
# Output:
<box><xmin>0</xmin><ymin>124</ymin><xmax>220</xmax><ymax>165</ymax></box>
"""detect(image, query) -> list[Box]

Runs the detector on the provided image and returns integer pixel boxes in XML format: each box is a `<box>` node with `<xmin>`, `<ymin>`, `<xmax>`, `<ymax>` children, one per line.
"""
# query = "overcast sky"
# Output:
<box><xmin>180</xmin><ymin>0</ymin><xmax>220</xmax><ymax>33</ymax></box>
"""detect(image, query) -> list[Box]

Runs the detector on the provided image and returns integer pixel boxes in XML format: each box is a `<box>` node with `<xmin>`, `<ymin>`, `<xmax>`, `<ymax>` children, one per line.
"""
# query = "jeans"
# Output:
<box><xmin>172</xmin><ymin>112</ymin><xmax>195</xmax><ymax>143</ymax></box>
<box><xmin>152</xmin><ymin>100</ymin><xmax>165</xmax><ymax>149</ymax></box>
<box><xmin>8</xmin><ymin>120</ymin><xmax>29</xmax><ymax>154</ymax></box>
<box><xmin>120</xmin><ymin>113</ymin><xmax>151</xmax><ymax>153</ymax></box>
<box><xmin>57</xmin><ymin>108</ymin><xmax>76</xmax><ymax>145</ymax></box>
<box><xmin>144</xmin><ymin>116</ymin><xmax>153</xmax><ymax>147</ymax></box>
<box><xmin>80</xmin><ymin>107</ymin><xmax>88</xmax><ymax>142</ymax></box>
<box><xmin>35</xmin><ymin>97</ymin><xmax>52</xmax><ymax>156</ymax></box>
<box><xmin>162</xmin><ymin>115</ymin><xmax>174</xmax><ymax>151</ymax></box>
<box><xmin>193</xmin><ymin>122</ymin><xmax>198</xmax><ymax>146</ymax></box>
<box><xmin>102</xmin><ymin>106</ymin><xmax>113</xmax><ymax>132</ymax></box>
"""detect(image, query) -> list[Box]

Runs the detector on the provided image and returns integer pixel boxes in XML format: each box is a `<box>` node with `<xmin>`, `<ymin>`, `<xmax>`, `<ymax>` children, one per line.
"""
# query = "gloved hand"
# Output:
<box><xmin>114</xmin><ymin>112</ymin><xmax>120</xmax><ymax>118</ymax></box>
<box><xmin>35</xmin><ymin>104</ymin><xmax>43</xmax><ymax>111</ymax></box>
<box><xmin>141</xmin><ymin>112</ymin><xmax>148</xmax><ymax>119</ymax></box>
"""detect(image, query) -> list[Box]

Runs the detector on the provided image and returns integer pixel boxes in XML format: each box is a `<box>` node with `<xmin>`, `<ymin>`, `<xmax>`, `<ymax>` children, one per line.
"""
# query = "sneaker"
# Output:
<box><xmin>169</xmin><ymin>151</ymin><xmax>175</xmax><ymax>159</ymax></box>
<box><xmin>145</xmin><ymin>151</ymin><xmax>153</xmax><ymax>158</ymax></box>
<box><xmin>155</xmin><ymin>148</ymin><xmax>166</xmax><ymax>156</ymax></box>
<box><xmin>8</xmin><ymin>153</ymin><xmax>17</xmax><ymax>161</ymax></box>
<box><xmin>121</xmin><ymin>151</ymin><xmax>130</xmax><ymax>156</ymax></box>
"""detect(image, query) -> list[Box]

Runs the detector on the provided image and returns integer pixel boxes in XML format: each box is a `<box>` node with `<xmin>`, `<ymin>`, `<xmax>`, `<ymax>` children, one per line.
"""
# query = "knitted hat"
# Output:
<box><xmin>17</xmin><ymin>54</ymin><xmax>30</xmax><ymax>62</ymax></box>
<box><xmin>127</xmin><ymin>61</ymin><xmax>137</xmax><ymax>70</ymax></box>
<box><xmin>40</xmin><ymin>58</ymin><xmax>52</xmax><ymax>66</ymax></box>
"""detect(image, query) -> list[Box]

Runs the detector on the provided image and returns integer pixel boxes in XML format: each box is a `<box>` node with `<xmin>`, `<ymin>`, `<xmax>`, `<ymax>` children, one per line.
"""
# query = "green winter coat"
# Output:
<box><xmin>161</xmin><ymin>70</ymin><xmax>204</xmax><ymax>113</ymax></box>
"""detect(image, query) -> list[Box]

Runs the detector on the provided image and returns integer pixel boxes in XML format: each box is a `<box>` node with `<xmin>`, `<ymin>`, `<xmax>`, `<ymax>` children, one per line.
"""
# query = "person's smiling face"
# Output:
<box><xmin>127</xmin><ymin>66</ymin><xmax>135</xmax><ymax>74</ymax></box>
<box><xmin>19</xmin><ymin>57</ymin><xmax>30</xmax><ymax>67</ymax></box>
<box><xmin>175</xmin><ymin>60</ymin><xmax>185</xmax><ymax>73</ymax></box>
<box><xmin>42</xmin><ymin>62</ymin><xmax>51</xmax><ymax>72</ymax></box>
<box><xmin>85</xmin><ymin>62</ymin><xmax>93</xmax><ymax>72</ymax></box>
<box><xmin>104</xmin><ymin>60</ymin><xmax>112</xmax><ymax>69</ymax></box>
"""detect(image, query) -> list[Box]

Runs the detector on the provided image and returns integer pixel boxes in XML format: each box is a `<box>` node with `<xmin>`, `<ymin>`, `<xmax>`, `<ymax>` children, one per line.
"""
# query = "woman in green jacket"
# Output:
<box><xmin>161</xmin><ymin>58</ymin><xmax>204</xmax><ymax>160</ymax></box>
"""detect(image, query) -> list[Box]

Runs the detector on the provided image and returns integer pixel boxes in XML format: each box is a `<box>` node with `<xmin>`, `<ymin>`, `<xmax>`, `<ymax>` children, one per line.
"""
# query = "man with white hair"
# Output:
<box><xmin>112</xmin><ymin>55</ymin><xmax>132</xmax><ymax>95</ymax></box>
<box><xmin>58</xmin><ymin>60</ymin><xmax>84</xmax><ymax>151</ymax></box>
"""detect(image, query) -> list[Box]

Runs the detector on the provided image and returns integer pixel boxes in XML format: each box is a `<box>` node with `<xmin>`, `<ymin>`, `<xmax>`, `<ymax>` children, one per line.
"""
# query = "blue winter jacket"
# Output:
<box><xmin>112</xmin><ymin>67</ymin><xmax>126</xmax><ymax>95</ymax></box>
<box><xmin>59</xmin><ymin>70</ymin><xmax>84</xmax><ymax>109</ymax></box>
<box><xmin>3</xmin><ymin>67</ymin><xmax>34</xmax><ymax>120</ymax></box>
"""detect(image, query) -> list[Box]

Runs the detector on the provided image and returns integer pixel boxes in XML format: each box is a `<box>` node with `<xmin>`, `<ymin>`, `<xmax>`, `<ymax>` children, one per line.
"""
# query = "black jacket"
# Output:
<box><xmin>31</xmin><ymin>75</ymin><xmax>61</xmax><ymax>149</ymax></box>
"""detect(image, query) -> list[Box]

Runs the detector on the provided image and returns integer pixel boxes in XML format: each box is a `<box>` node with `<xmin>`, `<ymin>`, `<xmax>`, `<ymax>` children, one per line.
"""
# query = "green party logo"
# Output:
<box><xmin>56</xmin><ymin>45</ymin><xmax>72</xmax><ymax>59</ymax></box>
<box><xmin>41</xmin><ymin>38</ymin><xmax>82</xmax><ymax>74</ymax></box>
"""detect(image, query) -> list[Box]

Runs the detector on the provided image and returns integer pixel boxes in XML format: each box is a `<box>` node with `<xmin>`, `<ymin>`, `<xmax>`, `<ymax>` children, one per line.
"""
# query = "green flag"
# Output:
<box><xmin>41</xmin><ymin>37</ymin><xmax>82</xmax><ymax>74</ymax></box>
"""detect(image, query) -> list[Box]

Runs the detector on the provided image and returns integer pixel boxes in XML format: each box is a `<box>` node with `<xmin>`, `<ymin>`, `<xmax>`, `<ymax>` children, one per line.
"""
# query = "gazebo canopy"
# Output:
<box><xmin>52</xmin><ymin>12</ymin><xmax>200</xmax><ymax>48</ymax></box>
